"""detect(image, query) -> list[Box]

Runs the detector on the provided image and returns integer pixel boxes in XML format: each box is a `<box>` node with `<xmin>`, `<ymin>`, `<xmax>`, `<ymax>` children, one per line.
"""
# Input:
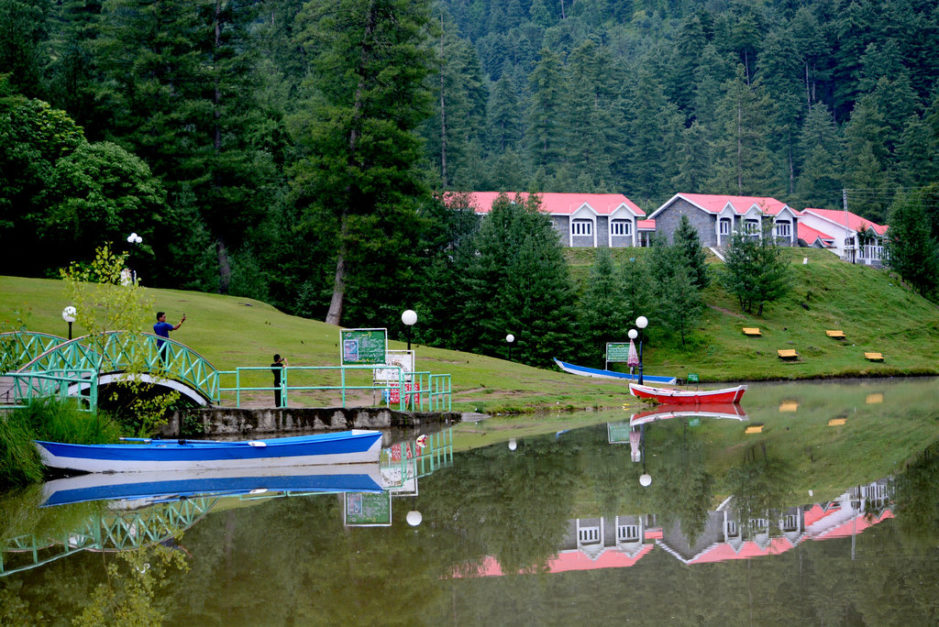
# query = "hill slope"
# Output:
<box><xmin>2</xmin><ymin>249</ymin><xmax>937</xmax><ymax>411</ymax></box>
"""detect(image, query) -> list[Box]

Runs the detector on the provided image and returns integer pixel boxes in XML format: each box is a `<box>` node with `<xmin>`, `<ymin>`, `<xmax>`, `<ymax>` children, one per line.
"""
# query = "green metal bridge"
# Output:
<box><xmin>0</xmin><ymin>497</ymin><xmax>216</xmax><ymax>577</ymax></box>
<box><xmin>1</xmin><ymin>331</ymin><xmax>451</xmax><ymax>412</ymax></box>
<box><xmin>0</xmin><ymin>330</ymin><xmax>219</xmax><ymax>410</ymax></box>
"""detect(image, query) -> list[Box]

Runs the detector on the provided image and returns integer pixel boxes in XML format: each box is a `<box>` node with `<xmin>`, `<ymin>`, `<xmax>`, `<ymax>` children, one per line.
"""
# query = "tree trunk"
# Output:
<box><xmin>439</xmin><ymin>14</ymin><xmax>447</xmax><ymax>187</ymax></box>
<box><xmin>326</xmin><ymin>1</ymin><xmax>377</xmax><ymax>326</ymax></box>
<box><xmin>325</xmin><ymin>251</ymin><xmax>345</xmax><ymax>325</ymax></box>
<box><xmin>217</xmin><ymin>237</ymin><xmax>231</xmax><ymax>293</ymax></box>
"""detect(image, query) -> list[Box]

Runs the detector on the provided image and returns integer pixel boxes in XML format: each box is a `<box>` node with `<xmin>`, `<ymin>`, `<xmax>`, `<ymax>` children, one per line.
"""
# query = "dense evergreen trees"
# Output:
<box><xmin>1</xmin><ymin>0</ymin><xmax>938</xmax><ymax>358</ymax></box>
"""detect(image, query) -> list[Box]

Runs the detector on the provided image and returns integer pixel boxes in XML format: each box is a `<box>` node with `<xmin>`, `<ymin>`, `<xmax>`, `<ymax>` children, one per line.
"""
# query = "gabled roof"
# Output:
<box><xmin>650</xmin><ymin>193</ymin><xmax>792</xmax><ymax>219</ymax></box>
<box><xmin>455</xmin><ymin>545</ymin><xmax>655</xmax><ymax>577</ymax></box>
<box><xmin>803</xmin><ymin>208</ymin><xmax>888</xmax><ymax>236</ymax></box>
<box><xmin>687</xmin><ymin>537</ymin><xmax>797</xmax><ymax>564</ymax></box>
<box><xmin>798</xmin><ymin>222</ymin><xmax>836</xmax><ymax>247</ymax></box>
<box><xmin>454</xmin><ymin>192</ymin><xmax>646</xmax><ymax>217</ymax></box>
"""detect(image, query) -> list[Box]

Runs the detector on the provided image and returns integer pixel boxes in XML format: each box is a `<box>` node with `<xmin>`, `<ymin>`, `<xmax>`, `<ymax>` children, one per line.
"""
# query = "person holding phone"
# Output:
<box><xmin>154</xmin><ymin>311</ymin><xmax>186</xmax><ymax>362</ymax></box>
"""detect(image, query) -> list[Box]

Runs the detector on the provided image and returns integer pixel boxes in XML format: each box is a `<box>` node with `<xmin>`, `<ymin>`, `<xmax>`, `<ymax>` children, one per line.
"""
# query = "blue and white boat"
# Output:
<box><xmin>553</xmin><ymin>358</ymin><xmax>677</xmax><ymax>384</ymax></box>
<box><xmin>35</xmin><ymin>430</ymin><xmax>384</xmax><ymax>474</ymax></box>
<box><xmin>40</xmin><ymin>463</ymin><xmax>386</xmax><ymax>507</ymax></box>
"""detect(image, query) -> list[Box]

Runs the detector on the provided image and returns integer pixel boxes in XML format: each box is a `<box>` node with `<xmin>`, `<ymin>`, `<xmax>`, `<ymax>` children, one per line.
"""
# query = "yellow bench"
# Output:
<box><xmin>777</xmin><ymin>349</ymin><xmax>799</xmax><ymax>360</ymax></box>
<box><xmin>742</xmin><ymin>327</ymin><xmax>762</xmax><ymax>336</ymax></box>
<box><xmin>826</xmin><ymin>330</ymin><xmax>846</xmax><ymax>339</ymax></box>
<box><xmin>745</xmin><ymin>425</ymin><xmax>764</xmax><ymax>434</ymax></box>
<box><xmin>865</xmin><ymin>352</ymin><xmax>884</xmax><ymax>362</ymax></box>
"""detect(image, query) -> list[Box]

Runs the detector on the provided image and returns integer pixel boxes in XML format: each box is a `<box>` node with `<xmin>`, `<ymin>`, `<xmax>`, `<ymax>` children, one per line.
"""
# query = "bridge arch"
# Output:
<box><xmin>4</xmin><ymin>331</ymin><xmax>218</xmax><ymax>408</ymax></box>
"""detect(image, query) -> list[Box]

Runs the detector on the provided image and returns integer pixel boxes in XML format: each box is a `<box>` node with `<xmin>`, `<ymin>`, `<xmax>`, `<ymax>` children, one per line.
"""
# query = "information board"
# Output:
<box><xmin>374</xmin><ymin>350</ymin><xmax>413</xmax><ymax>383</ymax></box>
<box><xmin>340</xmin><ymin>328</ymin><xmax>387</xmax><ymax>365</ymax></box>
<box><xmin>606</xmin><ymin>342</ymin><xmax>632</xmax><ymax>363</ymax></box>
<box><xmin>607</xmin><ymin>421</ymin><xmax>633</xmax><ymax>444</ymax></box>
<box><xmin>343</xmin><ymin>491</ymin><xmax>392</xmax><ymax>526</ymax></box>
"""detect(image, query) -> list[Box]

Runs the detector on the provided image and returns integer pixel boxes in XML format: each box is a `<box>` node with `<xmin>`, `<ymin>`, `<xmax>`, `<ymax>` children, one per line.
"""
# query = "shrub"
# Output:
<box><xmin>0</xmin><ymin>414</ymin><xmax>44</xmax><ymax>487</ymax></box>
<box><xmin>0</xmin><ymin>400</ymin><xmax>122</xmax><ymax>487</ymax></box>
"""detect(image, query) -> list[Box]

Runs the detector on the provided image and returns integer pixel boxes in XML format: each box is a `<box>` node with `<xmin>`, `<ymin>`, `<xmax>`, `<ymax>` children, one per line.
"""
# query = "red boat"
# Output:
<box><xmin>628</xmin><ymin>382</ymin><xmax>747</xmax><ymax>405</ymax></box>
<box><xmin>629</xmin><ymin>402</ymin><xmax>748</xmax><ymax>426</ymax></box>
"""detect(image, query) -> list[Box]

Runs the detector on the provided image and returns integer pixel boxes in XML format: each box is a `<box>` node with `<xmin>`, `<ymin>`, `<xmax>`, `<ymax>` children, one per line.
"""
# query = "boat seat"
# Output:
<box><xmin>777</xmin><ymin>349</ymin><xmax>799</xmax><ymax>360</ymax></box>
<box><xmin>864</xmin><ymin>352</ymin><xmax>884</xmax><ymax>362</ymax></box>
<box><xmin>742</xmin><ymin>327</ymin><xmax>762</xmax><ymax>336</ymax></box>
<box><xmin>826</xmin><ymin>330</ymin><xmax>846</xmax><ymax>339</ymax></box>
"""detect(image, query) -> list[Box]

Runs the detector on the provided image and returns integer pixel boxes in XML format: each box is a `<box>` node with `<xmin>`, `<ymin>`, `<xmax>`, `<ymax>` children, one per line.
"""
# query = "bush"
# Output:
<box><xmin>0</xmin><ymin>400</ymin><xmax>122</xmax><ymax>487</ymax></box>
<box><xmin>15</xmin><ymin>399</ymin><xmax>122</xmax><ymax>444</ymax></box>
<box><xmin>0</xmin><ymin>414</ymin><xmax>45</xmax><ymax>487</ymax></box>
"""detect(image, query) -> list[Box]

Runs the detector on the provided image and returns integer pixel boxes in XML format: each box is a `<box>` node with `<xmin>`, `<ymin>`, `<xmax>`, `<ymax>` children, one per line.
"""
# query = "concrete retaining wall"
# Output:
<box><xmin>164</xmin><ymin>406</ymin><xmax>462</xmax><ymax>437</ymax></box>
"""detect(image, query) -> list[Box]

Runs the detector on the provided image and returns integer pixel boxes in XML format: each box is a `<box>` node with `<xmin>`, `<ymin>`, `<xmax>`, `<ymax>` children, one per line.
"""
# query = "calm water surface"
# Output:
<box><xmin>2</xmin><ymin>378</ymin><xmax>938</xmax><ymax>625</ymax></box>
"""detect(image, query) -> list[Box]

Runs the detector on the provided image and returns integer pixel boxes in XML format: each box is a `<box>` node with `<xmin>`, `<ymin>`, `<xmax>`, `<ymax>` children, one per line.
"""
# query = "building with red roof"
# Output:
<box><xmin>450</xmin><ymin>192</ymin><xmax>649</xmax><ymax>248</ymax></box>
<box><xmin>648</xmin><ymin>193</ymin><xmax>800</xmax><ymax>248</ymax></box>
<box><xmin>799</xmin><ymin>208</ymin><xmax>888</xmax><ymax>266</ymax></box>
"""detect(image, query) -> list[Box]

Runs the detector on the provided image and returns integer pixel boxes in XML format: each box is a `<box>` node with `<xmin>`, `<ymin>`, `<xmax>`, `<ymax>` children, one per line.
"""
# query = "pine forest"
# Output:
<box><xmin>2</xmin><ymin>0</ymin><xmax>939</xmax><ymax>366</ymax></box>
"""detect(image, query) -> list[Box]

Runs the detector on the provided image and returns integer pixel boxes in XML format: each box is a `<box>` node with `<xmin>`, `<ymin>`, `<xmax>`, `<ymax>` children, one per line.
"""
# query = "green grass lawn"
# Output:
<box><xmin>3</xmin><ymin>248</ymin><xmax>938</xmax><ymax>412</ymax></box>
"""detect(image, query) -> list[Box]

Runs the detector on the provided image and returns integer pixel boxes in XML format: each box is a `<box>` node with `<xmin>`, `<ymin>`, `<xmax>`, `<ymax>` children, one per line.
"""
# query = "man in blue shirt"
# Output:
<box><xmin>154</xmin><ymin>311</ymin><xmax>186</xmax><ymax>361</ymax></box>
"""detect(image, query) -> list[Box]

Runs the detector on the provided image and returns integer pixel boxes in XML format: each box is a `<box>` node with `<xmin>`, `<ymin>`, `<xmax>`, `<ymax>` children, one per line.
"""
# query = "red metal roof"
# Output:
<box><xmin>667</xmin><ymin>193</ymin><xmax>792</xmax><ymax>216</ymax></box>
<box><xmin>803</xmin><ymin>208</ymin><xmax>888</xmax><ymax>236</ymax></box>
<box><xmin>798</xmin><ymin>222</ymin><xmax>836</xmax><ymax>246</ymax></box>
<box><xmin>455</xmin><ymin>192</ymin><xmax>646</xmax><ymax>217</ymax></box>
<box><xmin>688</xmin><ymin>537</ymin><xmax>797</xmax><ymax>564</ymax></box>
<box><xmin>456</xmin><ymin>545</ymin><xmax>655</xmax><ymax>578</ymax></box>
<box><xmin>809</xmin><ymin>510</ymin><xmax>894</xmax><ymax>539</ymax></box>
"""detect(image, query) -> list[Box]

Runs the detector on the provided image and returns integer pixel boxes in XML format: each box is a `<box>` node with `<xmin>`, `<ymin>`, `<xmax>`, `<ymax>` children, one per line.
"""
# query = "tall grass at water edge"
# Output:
<box><xmin>0</xmin><ymin>400</ymin><xmax>122</xmax><ymax>487</ymax></box>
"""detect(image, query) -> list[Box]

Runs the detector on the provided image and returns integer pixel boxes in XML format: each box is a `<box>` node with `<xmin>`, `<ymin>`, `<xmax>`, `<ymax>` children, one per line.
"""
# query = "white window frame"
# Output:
<box><xmin>572</xmin><ymin>219</ymin><xmax>593</xmax><ymax>237</ymax></box>
<box><xmin>719</xmin><ymin>219</ymin><xmax>731</xmax><ymax>235</ymax></box>
<box><xmin>610</xmin><ymin>219</ymin><xmax>631</xmax><ymax>237</ymax></box>
<box><xmin>775</xmin><ymin>221</ymin><xmax>791</xmax><ymax>238</ymax></box>
<box><xmin>744</xmin><ymin>219</ymin><xmax>761</xmax><ymax>235</ymax></box>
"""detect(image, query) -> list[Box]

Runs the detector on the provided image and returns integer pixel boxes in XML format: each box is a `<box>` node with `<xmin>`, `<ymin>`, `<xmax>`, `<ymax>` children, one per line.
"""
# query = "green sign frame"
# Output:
<box><xmin>340</xmin><ymin>328</ymin><xmax>387</xmax><ymax>365</ymax></box>
<box><xmin>343</xmin><ymin>491</ymin><xmax>392</xmax><ymax>526</ymax></box>
<box><xmin>606</xmin><ymin>342</ymin><xmax>632</xmax><ymax>363</ymax></box>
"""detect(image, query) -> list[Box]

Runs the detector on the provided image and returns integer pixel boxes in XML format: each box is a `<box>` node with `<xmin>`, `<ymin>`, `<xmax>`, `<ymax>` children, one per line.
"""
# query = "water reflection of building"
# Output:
<box><xmin>467</xmin><ymin>478</ymin><xmax>894</xmax><ymax>576</ymax></box>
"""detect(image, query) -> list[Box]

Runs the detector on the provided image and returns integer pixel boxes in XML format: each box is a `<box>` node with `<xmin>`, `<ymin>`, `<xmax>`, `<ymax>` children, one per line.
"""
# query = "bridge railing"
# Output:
<box><xmin>1</xmin><ymin>369</ymin><xmax>98</xmax><ymax>411</ymax></box>
<box><xmin>17</xmin><ymin>332</ymin><xmax>219</xmax><ymax>404</ymax></box>
<box><xmin>216</xmin><ymin>365</ymin><xmax>451</xmax><ymax>411</ymax></box>
<box><xmin>0</xmin><ymin>332</ymin><xmax>67</xmax><ymax>372</ymax></box>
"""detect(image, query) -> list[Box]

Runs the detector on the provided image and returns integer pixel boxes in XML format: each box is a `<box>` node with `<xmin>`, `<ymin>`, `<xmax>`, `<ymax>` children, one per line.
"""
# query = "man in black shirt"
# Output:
<box><xmin>271</xmin><ymin>354</ymin><xmax>287</xmax><ymax>407</ymax></box>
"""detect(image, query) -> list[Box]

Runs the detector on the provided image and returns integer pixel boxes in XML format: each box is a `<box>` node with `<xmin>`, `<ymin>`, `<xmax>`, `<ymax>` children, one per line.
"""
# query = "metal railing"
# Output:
<box><xmin>215</xmin><ymin>365</ymin><xmax>451</xmax><ymax>411</ymax></box>
<box><xmin>1</xmin><ymin>369</ymin><xmax>98</xmax><ymax>411</ymax></box>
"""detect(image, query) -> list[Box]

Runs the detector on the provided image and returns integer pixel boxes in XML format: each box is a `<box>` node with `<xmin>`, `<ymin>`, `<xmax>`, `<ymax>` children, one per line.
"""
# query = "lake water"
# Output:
<box><xmin>2</xmin><ymin>378</ymin><xmax>938</xmax><ymax>625</ymax></box>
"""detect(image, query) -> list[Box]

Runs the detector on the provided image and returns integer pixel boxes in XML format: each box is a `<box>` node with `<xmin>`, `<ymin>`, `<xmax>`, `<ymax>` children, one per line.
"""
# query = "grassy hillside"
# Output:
<box><xmin>567</xmin><ymin>247</ymin><xmax>939</xmax><ymax>383</ymax></box>
<box><xmin>0</xmin><ymin>276</ymin><xmax>626</xmax><ymax>413</ymax></box>
<box><xmin>2</xmin><ymin>248</ymin><xmax>938</xmax><ymax>412</ymax></box>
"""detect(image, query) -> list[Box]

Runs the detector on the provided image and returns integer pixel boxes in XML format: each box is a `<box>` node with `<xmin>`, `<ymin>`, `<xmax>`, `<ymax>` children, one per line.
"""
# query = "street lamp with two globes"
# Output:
<box><xmin>628</xmin><ymin>316</ymin><xmax>648</xmax><ymax>385</ymax></box>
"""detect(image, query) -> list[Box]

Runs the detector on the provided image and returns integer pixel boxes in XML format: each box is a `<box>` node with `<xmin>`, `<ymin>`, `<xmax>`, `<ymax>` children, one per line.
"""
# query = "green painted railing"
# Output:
<box><xmin>2</xmin><ymin>369</ymin><xmax>98</xmax><ymax>411</ymax></box>
<box><xmin>17</xmin><ymin>331</ymin><xmax>219</xmax><ymax>404</ymax></box>
<box><xmin>0</xmin><ymin>331</ymin><xmax>67</xmax><ymax>371</ymax></box>
<box><xmin>216</xmin><ymin>365</ymin><xmax>451</xmax><ymax>411</ymax></box>
<box><xmin>0</xmin><ymin>497</ymin><xmax>215</xmax><ymax>577</ymax></box>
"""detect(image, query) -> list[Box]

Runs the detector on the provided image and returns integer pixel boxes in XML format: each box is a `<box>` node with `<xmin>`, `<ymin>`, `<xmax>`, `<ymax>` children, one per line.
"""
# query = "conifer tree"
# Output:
<box><xmin>886</xmin><ymin>189</ymin><xmax>939</xmax><ymax>298</ymax></box>
<box><xmin>292</xmin><ymin>0</ymin><xmax>433</xmax><ymax>326</ymax></box>
<box><xmin>579</xmin><ymin>248</ymin><xmax>627</xmax><ymax>366</ymax></box>
<box><xmin>673</xmin><ymin>215</ymin><xmax>710</xmax><ymax>289</ymax></box>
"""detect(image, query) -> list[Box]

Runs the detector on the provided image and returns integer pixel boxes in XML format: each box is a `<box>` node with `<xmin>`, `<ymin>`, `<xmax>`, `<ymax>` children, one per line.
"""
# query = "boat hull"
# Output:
<box><xmin>628</xmin><ymin>383</ymin><xmax>746</xmax><ymax>405</ymax></box>
<box><xmin>35</xmin><ymin>430</ymin><xmax>383</xmax><ymax>474</ymax></box>
<box><xmin>553</xmin><ymin>358</ymin><xmax>677</xmax><ymax>384</ymax></box>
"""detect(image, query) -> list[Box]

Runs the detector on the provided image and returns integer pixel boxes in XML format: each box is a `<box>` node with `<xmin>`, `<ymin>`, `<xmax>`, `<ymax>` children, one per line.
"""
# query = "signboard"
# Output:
<box><xmin>374</xmin><ymin>350</ymin><xmax>414</xmax><ymax>383</ymax></box>
<box><xmin>340</xmin><ymin>328</ymin><xmax>387</xmax><ymax>365</ymax></box>
<box><xmin>606</xmin><ymin>342</ymin><xmax>632</xmax><ymax>363</ymax></box>
<box><xmin>343</xmin><ymin>491</ymin><xmax>392</xmax><ymax>526</ymax></box>
<box><xmin>607</xmin><ymin>421</ymin><xmax>633</xmax><ymax>444</ymax></box>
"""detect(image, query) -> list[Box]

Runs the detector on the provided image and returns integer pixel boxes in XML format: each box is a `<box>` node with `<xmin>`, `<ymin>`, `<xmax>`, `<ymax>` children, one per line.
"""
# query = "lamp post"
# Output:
<box><xmin>126</xmin><ymin>232</ymin><xmax>142</xmax><ymax>284</ymax></box>
<box><xmin>401</xmin><ymin>309</ymin><xmax>417</xmax><ymax>352</ymax></box>
<box><xmin>635</xmin><ymin>315</ymin><xmax>648</xmax><ymax>385</ymax></box>
<box><xmin>505</xmin><ymin>333</ymin><xmax>515</xmax><ymax>361</ymax></box>
<box><xmin>62</xmin><ymin>306</ymin><xmax>76</xmax><ymax>340</ymax></box>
